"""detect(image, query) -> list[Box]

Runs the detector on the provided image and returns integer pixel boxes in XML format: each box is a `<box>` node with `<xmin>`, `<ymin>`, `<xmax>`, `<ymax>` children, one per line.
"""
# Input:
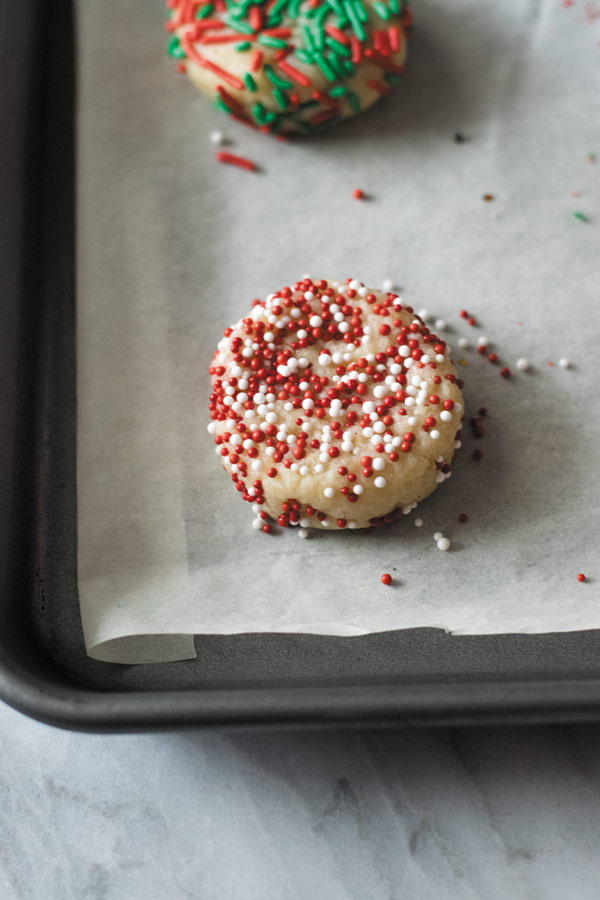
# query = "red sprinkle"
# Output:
<box><xmin>381</xmin><ymin>573</ymin><xmax>392</xmax><ymax>585</ymax></box>
<box><xmin>459</xmin><ymin>513</ymin><xmax>468</xmax><ymax>523</ymax></box>
<box><xmin>216</xmin><ymin>151</ymin><xmax>257</xmax><ymax>172</ymax></box>
<box><xmin>500</xmin><ymin>367</ymin><xmax>511</xmax><ymax>379</ymax></box>
<box><xmin>577</xmin><ymin>573</ymin><xmax>586</xmax><ymax>582</ymax></box>
<box><xmin>353</xmin><ymin>188</ymin><xmax>365</xmax><ymax>199</ymax></box>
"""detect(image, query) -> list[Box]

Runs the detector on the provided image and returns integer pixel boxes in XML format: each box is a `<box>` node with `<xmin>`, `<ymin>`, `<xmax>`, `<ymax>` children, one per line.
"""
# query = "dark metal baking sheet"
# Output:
<box><xmin>2</xmin><ymin>0</ymin><xmax>600</xmax><ymax>731</ymax></box>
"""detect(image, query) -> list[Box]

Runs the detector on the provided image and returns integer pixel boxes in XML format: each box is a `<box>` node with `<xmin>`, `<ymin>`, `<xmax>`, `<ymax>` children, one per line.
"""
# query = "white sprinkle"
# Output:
<box><xmin>210</xmin><ymin>129</ymin><xmax>225</xmax><ymax>145</ymax></box>
<box><xmin>372</xmin><ymin>457</ymin><xmax>385</xmax><ymax>471</ymax></box>
<box><xmin>374</xmin><ymin>476</ymin><xmax>387</xmax><ymax>488</ymax></box>
<box><xmin>458</xmin><ymin>337</ymin><xmax>469</xmax><ymax>349</ymax></box>
<box><xmin>435</xmin><ymin>354</ymin><xmax>445</xmax><ymax>363</ymax></box>
<box><xmin>516</xmin><ymin>358</ymin><xmax>529</xmax><ymax>371</ymax></box>
<box><xmin>559</xmin><ymin>358</ymin><xmax>570</xmax><ymax>369</ymax></box>
<box><xmin>373</xmin><ymin>385</ymin><xmax>387</xmax><ymax>399</ymax></box>
<box><xmin>251</xmin><ymin>459</ymin><xmax>263</xmax><ymax>471</ymax></box>
<box><xmin>478</xmin><ymin>336</ymin><xmax>488</xmax><ymax>347</ymax></box>
<box><xmin>433</xmin><ymin>531</ymin><xmax>444</xmax><ymax>541</ymax></box>
<box><xmin>440</xmin><ymin>411</ymin><xmax>452</xmax><ymax>422</ymax></box>
<box><xmin>323</xmin><ymin>487</ymin><xmax>334</xmax><ymax>499</ymax></box>
<box><xmin>414</xmin><ymin>518</ymin><xmax>423</xmax><ymax>527</ymax></box>
<box><xmin>353</xmin><ymin>485</ymin><xmax>364</xmax><ymax>495</ymax></box>
<box><xmin>314</xmin><ymin>464</ymin><xmax>323</xmax><ymax>474</ymax></box>
<box><xmin>435</xmin><ymin>318</ymin><xmax>446</xmax><ymax>330</ymax></box>
<box><xmin>430</xmin><ymin>429</ymin><xmax>440</xmax><ymax>440</ymax></box>
<box><xmin>252</xmin><ymin>518</ymin><xmax>262</xmax><ymax>530</ymax></box>
<box><xmin>318</xmin><ymin>353</ymin><xmax>331</xmax><ymax>366</ymax></box>
<box><xmin>437</xmin><ymin>537</ymin><xmax>451</xmax><ymax>551</ymax></box>
<box><xmin>298</xmin><ymin>528</ymin><xmax>309</xmax><ymax>539</ymax></box>
<box><xmin>418</xmin><ymin>309</ymin><xmax>430</xmax><ymax>321</ymax></box>
<box><xmin>382</xmin><ymin>278</ymin><xmax>394</xmax><ymax>292</ymax></box>
<box><xmin>302</xmin><ymin>398</ymin><xmax>314</xmax><ymax>410</ymax></box>
<box><xmin>399</xmin><ymin>346</ymin><xmax>410</xmax><ymax>358</ymax></box>
<box><xmin>309</xmin><ymin>315</ymin><xmax>322</xmax><ymax>327</ymax></box>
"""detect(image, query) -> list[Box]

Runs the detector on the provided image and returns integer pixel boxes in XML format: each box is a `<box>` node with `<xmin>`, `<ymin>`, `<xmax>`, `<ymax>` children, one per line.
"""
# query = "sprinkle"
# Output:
<box><xmin>433</xmin><ymin>532</ymin><xmax>444</xmax><ymax>541</ymax></box>
<box><xmin>381</xmin><ymin>573</ymin><xmax>392</xmax><ymax>585</ymax></box>
<box><xmin>435</xmin><ymin>318</ymin><xmax>446</xmax><ymax>330</ymax></box>
<box><xmin>458</xmin><ymin>338</ymin><xmax>469</xmax><ymax>349</ymax></box>
<box><xmin>482</xmin><ymin>193</ymin><xmax>494</xmax><ymax>202</ymax></box>
<box><xmin>249</xmin><ymin>49</ymin><xmax>263</xmax><ymax>71</ymax></box>
<box><xmin>298</xmin><ymin>528</ymin><xmax>309</xmax><ymax>539</ymax></box>
<box><xmin>216</xmin><ymin>151</ymin><xmax>257</xmax><ymax>171</ymax></box>
<box><xmin>500</xmin><ymin>367</ymin><xmax>511</xmax><ymax>379</ymax></box>
<box><xmin>414</xmin><ymin>518</ymin><xmax>423</xmax><ymax>527</ymax></box>
<box><xmin>382</xmin><ymin>279</ymin><xmax>394</xmax><ymax>292</ymax></box>
<box><xmin>577</xmin><ymin>573</ymin><xmax>586</xmax><ymax>582</ymax></box>
<box><xmin>210</xmin><ymin>129</ymin><xmax>226</xmax><ymax>145</ymax></box>
<box><xmin>353</xmin><ymin>188</ymin><xmax>365</xmax><ymax>199</ymax></box>
<box><xmin>573</xmin><ymin>211</ymin><xmax>590</xmax><ymax>222</ymax></box>
<box><xmin>262</xmin><ymin>523</ymin><xmax>272</xmax><ymax>533</ymax></box>
<box><xmin>459</xmin><ymin>513</ymin><xmax>468</xmax><ymax>523</ymax></box>
<box><xmin>437</xmin><ymin>537</ymin><xmax>451</xmax><ymax>551</ymax></box>
<box><xmin>558</xmin><ymin>358</ymin><xmax>570</xmax><ymax>368</ymax></box>
<box><xmin>516</xmin><ymin>358</ymin><xmax>529</xmax><ymax>371</ymax></box>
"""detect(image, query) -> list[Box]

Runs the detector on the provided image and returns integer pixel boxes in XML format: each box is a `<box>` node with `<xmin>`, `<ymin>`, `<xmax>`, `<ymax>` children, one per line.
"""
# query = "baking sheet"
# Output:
<box><xmin>76</xmin><ymin>0</ymin><xmax>600</xmax><ymax>663</ymax></box>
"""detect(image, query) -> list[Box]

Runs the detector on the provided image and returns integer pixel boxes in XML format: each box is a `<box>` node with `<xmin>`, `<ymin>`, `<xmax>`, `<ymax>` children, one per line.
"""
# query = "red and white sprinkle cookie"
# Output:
<box><xmin>208</xmin><ymin>278</ymin><xmax>465</xmax><ymax>530</ymax></box>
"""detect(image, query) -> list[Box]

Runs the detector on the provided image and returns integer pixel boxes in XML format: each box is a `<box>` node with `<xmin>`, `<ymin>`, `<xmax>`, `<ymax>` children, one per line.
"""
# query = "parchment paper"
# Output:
<box><xmin>76</xmin><ymin>0</ymin><xmax>600</xmax><ymax>663</ymax></box>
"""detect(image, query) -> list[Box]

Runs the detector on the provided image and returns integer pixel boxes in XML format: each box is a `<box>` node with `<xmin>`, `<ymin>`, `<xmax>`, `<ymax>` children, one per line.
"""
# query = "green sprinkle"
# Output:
<box><xmin>258</xmin><ymin>35</ymin><xmax>289</xmax><ymax>48</ymax></box>
<box><xmin>374</xmin><ymin>1</ymin><xmax>391</xmax><ymax>17</ymax></box>
<box><xmin>314</xmin><ymin>52</ymin><xmax>338</xmax><ymax>81</ymax></box>
<box><xmin>273</xmin><ymin>87</ymin><xmax>289</xmax><ymax>109</ymax></box>
<box><xmin>214</xmin><ymin>98</ymin><xmax>232</xmax><ymax>116</ymax></box>
<box><xmin>326</xmin><ymin>52</ymin><xmax>347</xmax><ymax>79</ymax></box>
<box><xmin>388</xmin><ymin>0</ymin><xmax>399</xmax><ymax>11</ymax></box>
<box><xmin>325</xmin><ymin>0</ymin><xmax>345</xmax><ymax>17</ymax></box>
<box><xmin>268</xmin><ymin>0</ymin><xmax>290</xmax><ymax>16</ymax></box>
<box><xmin>573</xmin><ymin>211</ymin><xmax>590</xmax><ymax>222</ymax></box>
<box><xmin>384</xmin><ymin>73</ymin><xmax>401</xmax><ymax>84</ymax></box>
<box><xmin>252</xmin><ymin>102</ymin><xmax>267</xmax><ymax>124</ymax></box>
<box><xmin>224</xmin><ymin>16</ymin><xmax>254</xmax><ymax>33</ymax></box>
<box><xmin>342</xmin><ymin>59</ymin><xmax>356</xmax><ymax>75</ymax></box>
<box><xmin>264</xmin><ymin>63</ymin><xmax>292</xmax><ymax>88</ymax></box>
<box><xmin>315</xmin><ymin>5</ymin><xmax>330</xmax><ymax>26</ymax></box>
<box><xmin>167</xmin><ymin>36</ymin><xmax>185</xmax><ymax>59</ymax></box>
<box><xmin>288</xmin><ymin>0</ymin><xmax>302</xmax><ymax>15</ymax></box>
<box><xmin>325</xmin><ymin>35</ymin><xmax>351</xmax><ymax>56</ymax></box>
<box><xmin>236</xmin><ymin>41</ymin><xmax>252</xmax><ymax>51</ymax></box>
<box><xmin>197</xmin><ymin>4</ymin><xmax>214</xmax><ymax>18</ymax></box>
<box><xmin>343</xmin><ymin>1</ymin><xmax>366</xmax><ymax>39</ymax></box>
<box><xmin>263</xmin><ymin>110</ymin><xmax>277</xmax><ymax>124</ymax></box>
<box><xmin>329</xmin><ymin>85</ymin><xmax>347</xmax><ymax>97</ymax></box>
<box><xmin>354</xmin><ymin>0</ymin><xmax>369</xmax><ymax>23</ymax></box>
<box><xmin>244</xmin><ymin>72</ymin><xmax>257</xmax><ymax>91</ymax></box>
<box><xmin>301</xmin><ymin>24</ymin><xmax>316</xmax><ymax>52</ymax></box>
<box><xmin>346</xmin><ymin>90</ymin><xmax>361</xmax><ymax>112</ymax></box>
<box><xmin>294</xmin><ymin>49</ymin><xmax>314</xmax><ymax>64</ymax></box>
<box><xmin>266</xmin><ymin>13</ymin><xmax>283</xmax><ymax>25</ymax></box>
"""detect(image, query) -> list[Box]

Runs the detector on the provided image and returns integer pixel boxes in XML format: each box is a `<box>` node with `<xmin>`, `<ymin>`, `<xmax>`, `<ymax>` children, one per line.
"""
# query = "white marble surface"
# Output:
<box><xmin>2</xmin><ymin>701</ymin><xmax>600</xmax><ymax>899</ymax></box>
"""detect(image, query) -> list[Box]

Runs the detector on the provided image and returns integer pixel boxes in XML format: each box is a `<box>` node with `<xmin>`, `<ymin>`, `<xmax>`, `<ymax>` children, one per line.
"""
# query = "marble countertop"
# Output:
<box><xmin>2</xmin><ymin>701</ymin><xmax>600</xmax><ymax>899</ymax></box>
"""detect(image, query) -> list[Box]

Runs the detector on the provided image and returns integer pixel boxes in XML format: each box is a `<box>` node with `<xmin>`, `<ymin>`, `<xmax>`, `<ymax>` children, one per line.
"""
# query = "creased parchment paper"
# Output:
<box><xmin>77</xmin><ymin>0</ymin><xmax>600</xmax><ymax>663</ymax></box>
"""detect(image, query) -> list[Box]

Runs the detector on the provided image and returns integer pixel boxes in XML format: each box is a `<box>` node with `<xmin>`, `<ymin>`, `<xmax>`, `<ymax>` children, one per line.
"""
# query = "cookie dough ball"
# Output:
<box><xmin>165</xmin><ymin>0</ymin><xmax>412</xmax><ymax>134</ymax></box>
<box><xmin>208</xmin><ymin>278</ymin><xmax>464</xmax><ymax>530</ymax></box>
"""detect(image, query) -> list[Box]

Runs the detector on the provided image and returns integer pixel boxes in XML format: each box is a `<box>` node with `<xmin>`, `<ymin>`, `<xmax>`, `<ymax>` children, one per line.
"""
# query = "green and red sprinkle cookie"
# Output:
<box><xmin>165</xmin><ymin>0</ymin><xmax>412</xmax><ymax>134</ymax></box>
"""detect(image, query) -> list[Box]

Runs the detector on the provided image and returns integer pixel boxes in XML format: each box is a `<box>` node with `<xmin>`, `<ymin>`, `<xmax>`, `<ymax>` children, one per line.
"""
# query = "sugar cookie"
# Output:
<box><xmin>208</xmin><ymin>278</ymin><xmax>464</xmax><ymax>530</ymax></box>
